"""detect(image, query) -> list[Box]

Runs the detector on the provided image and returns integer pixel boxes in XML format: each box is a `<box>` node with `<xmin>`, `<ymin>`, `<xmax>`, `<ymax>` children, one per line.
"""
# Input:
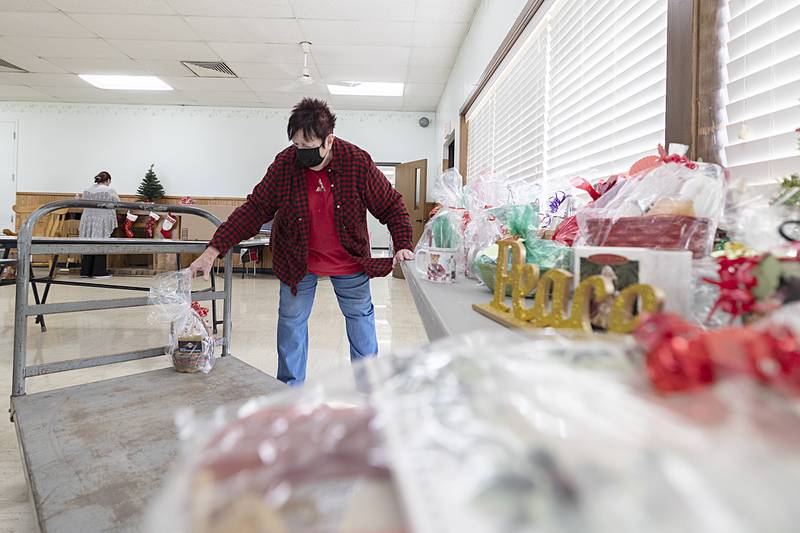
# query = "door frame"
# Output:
<box><xmin>0</xmin><ymin>120</ymin><xmax>19</xmax><ymax>228</ymax></box>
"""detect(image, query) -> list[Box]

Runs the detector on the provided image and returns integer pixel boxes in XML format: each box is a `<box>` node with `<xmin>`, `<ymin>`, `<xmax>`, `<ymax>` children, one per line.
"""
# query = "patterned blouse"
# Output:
<box><xmin>78</xmin><ymin>183</ymin><xmax>120</xmax><ymax>239</ymax></box>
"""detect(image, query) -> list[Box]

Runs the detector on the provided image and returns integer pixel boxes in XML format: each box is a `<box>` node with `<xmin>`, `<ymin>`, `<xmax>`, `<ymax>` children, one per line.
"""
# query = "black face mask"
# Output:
<box><xmin>296</xmin><ymin>144</ymin><xmax>325</xmax><ymax>168</ymax></box>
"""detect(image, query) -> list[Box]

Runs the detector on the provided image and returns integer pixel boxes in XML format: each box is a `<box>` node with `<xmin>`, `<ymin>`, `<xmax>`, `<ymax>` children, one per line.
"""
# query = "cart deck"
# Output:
<box><xmin>7</xmin><ymin>200</ymin><xmax>271</xmax><ymax>532</ymax></box>
<box><xmin>12</xmin><ymin>356</ymin><xmax>284</xmax><ymax>533</ymax></box>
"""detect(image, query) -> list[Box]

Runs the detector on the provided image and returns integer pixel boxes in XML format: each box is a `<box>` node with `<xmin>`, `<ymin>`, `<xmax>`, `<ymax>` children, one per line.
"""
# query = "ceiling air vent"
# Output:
<box><xmin>181</xmin><ymin>61</ymin><xmax>237</xmax><ymax>78</ymax></box>
<box><xmin>0</xmin><ymin>58</ymin><xmax>28</xmax><ymax>73</ymax></box>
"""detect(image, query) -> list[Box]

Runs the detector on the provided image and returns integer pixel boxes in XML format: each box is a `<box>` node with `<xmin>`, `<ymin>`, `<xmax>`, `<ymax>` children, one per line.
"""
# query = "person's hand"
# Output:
<box><xmin>393</xmin><ymin>249</ymin><xmax>414</xmax><ymax>267</ymax></box>
<box><xmin>189</xmin><ymin>246</ymin><xmax>220</xmax><ymax>281</ymax></box>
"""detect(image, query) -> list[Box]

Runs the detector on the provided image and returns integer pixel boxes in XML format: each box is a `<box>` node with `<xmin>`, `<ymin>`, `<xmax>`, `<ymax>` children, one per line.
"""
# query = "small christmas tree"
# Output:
<box><xmin>137</xmin><ymin>164</ymin><xmax>165</xmax><ymax>202</ymax></box>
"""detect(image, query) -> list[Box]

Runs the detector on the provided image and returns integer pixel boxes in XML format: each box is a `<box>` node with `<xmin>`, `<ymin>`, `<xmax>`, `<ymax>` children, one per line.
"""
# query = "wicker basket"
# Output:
<box><xmin>581</xmin><ymin>215</ymin><xmax>712</xmax><ymax>258</ymax></box>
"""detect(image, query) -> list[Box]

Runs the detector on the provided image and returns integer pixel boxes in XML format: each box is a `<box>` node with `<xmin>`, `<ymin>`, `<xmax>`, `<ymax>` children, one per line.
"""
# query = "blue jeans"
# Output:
<box><xmin>277</xmin><ymin>272</ymin><xmax>378</xmax><ymax>385</ymax></box>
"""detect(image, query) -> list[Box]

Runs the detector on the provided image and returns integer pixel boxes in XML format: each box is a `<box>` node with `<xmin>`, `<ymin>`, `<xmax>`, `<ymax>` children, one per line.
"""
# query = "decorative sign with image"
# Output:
<box><xmin>472</xmin><ymin>239</ymin><xmax>665</xmax><ymax>334</ymax></box>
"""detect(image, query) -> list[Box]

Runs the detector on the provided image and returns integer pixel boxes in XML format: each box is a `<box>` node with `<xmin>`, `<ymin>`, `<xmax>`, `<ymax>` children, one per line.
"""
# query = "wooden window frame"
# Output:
<box><xmin>458</xmin><ymin>0</ymin><xmax>704</xmax><ymax>179</ymax></box>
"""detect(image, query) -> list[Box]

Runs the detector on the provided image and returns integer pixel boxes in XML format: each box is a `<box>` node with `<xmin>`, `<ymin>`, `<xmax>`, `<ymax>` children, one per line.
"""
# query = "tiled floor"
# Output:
<box><xmin>0</xmin><ymin>271</ymin><xmax>427</xmax><ymax>532</ymax></box>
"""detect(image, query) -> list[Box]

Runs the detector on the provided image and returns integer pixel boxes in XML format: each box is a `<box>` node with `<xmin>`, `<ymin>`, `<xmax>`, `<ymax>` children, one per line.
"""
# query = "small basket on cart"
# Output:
<box><xmin>150</xmin><ymin>269</ymin><xmax>217</xmax><ymax>374</ymax></box>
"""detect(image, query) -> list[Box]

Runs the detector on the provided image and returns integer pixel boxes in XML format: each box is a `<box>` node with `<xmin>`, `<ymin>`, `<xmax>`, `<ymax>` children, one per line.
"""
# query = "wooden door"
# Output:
<box><xmin>394</xmin><ymin>159</ymin><xmax>427</xmax><ymax>248</ymax></box>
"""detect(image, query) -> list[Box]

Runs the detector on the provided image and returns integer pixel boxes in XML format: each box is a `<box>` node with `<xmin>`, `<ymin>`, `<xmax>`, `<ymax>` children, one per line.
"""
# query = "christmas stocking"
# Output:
<box><xmin>123</xmin><ymin>211</ymin><xmax>138</xmax><ymax>238</ymax></box>
<box><xmin>145</xmin><ymin>212</ymin><xmax>160</xmax><ymax>238</ymax></box>
<box><xmin>160</xmin><ymin>214</ymin><xmax>177</xmax><ymax>240</ymax></box>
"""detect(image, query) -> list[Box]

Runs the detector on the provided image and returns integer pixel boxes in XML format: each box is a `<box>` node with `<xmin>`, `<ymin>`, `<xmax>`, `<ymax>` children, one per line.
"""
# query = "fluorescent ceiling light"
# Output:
<box><xmin>79</xmin><ymin>74</ymin><xmax>173</xmax><ymax>91</ymax></box>
<box><xmin>326</xmin><ymin>82</ymin><xmax>404</xmax><ymax>97</ymax></box>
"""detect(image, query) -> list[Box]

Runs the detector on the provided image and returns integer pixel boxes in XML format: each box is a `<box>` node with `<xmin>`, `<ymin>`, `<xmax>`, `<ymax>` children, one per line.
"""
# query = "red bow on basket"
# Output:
<box><xmin>703</xmin><ymin>256</ymin><xmax>761</xmax><ymax>322</ymax></box>
<box><xmin>635</xmin><ymin>313</ymin><xmax>800</xmax><ymax>394</ymax></box>
<box><xmin>656</xmin><ymin>144</ymin><xmax>697</xmax><ymax>170</ymax></box>
<box><xmin>191</xmin><ymin>300</ymin><xmax>209</xmax><ymax>318</ymax></box>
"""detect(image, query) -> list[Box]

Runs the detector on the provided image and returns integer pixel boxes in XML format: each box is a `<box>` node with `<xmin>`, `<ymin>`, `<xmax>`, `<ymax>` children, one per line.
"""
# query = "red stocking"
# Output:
<box><xmin>160</xmin><ymin>214</ymin><xmax>176</xmax><ymax>240</ymax></box>
<box><xmin>145</xmin><ymin>212</ymin><xmax>160</xmax><ymax>238</ymax></box>
<box><xmin>123</xmin><ymin>211</ymin><xmax>138</xmax><ymax>238</ymax></box>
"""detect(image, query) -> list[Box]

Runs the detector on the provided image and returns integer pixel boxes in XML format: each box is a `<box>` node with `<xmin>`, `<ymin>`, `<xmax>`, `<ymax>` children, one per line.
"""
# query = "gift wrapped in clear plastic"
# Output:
<box><xmin>148</xmin><ymin>269</ymin><xmax>216</xmax><ymax>373</ymax></box>
<box><xmin>575</xmin><ymin>159</ymin><xmax>726</xmax><ymax>258</ymax></box>
<box><xmin>148</xmin><ymin>331</ymin><xmax>800</xmax><ymax>533</ymax></box>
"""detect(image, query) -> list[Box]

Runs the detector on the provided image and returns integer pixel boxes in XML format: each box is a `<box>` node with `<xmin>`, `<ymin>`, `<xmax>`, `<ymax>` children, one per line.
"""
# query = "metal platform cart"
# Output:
<box><xmin>8</xmin><ymin>200</ymin><xmax>284</xmax><ymax>533</ymax></box>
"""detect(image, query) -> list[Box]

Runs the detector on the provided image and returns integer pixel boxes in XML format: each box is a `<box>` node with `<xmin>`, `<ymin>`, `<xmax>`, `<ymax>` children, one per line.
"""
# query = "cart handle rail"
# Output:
<box><xmin>11</xmin><ymin>200</ymin><xmax>234</xmax><ymax>399</ymax></box>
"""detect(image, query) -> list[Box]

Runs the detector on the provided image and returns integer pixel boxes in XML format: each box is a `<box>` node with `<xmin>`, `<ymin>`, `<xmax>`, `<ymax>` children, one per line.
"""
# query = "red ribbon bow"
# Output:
<box><xmin>191</xmin><ymin>301</ymin><xmax>208</xmax><ymax>318</ymax></box>
<box><xmin>702</xmin><ymin>256</ymin><xmax>761</xmax><ymax>322</ymax></box>
<box><xmin>635</xmin><ymin>313</ymin><xmax>800</xmax><ymax>394</ymax></box>
<box><xmin>657</xmin><ymin>144</ymin><xmax>697</xmax><ymax>170</ymax></box>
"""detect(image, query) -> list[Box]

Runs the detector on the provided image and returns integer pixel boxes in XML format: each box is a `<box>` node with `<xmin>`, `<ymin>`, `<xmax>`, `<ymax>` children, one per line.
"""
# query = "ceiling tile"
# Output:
<box><xmin>291</xmin><ymin>0</ymin><xmax>415</xmax><ymax>21</ymax></box>
<box><xmin>402</xmin><ymin>94</ymin><xmax>440</xmax><ymax>111</ymax></box>
<box><xmin>134</xmin><ymin>59</ymin><xmax>195</xmax><ymax>76</ymax></box>
<box><xmin>167</xmin><ymin>0</ymin><xmax>292</xmax><ymax>18</ymax></box>
<box><xmin>0</xmin><ymin>72</ymin><xmax>87</xmax><ymax>87</ymax></box>
<box><xmin>107</xmin><ymin>40</ymin><xmax>218</xmax><ymax>60</ymax></box>
<box><xmin>413</xmin><ymin>22</ymin><xmax>468</xmax><ymax>48</ymax></box>
<box><xmin>244</xmin><ymin>78</ymin><xmax>327</xmax><ymax>94</ymax></box>
<box><xmin>69</xmin><ymin>14</ymin><xmax>199</xmax><ymax>40</ymax></box>
<box><xmin>209</xmin><ymin>42</ymin><xmax>301</xmax><ymax>63</ymax></box>
<box><xmin>0</xmin><ymin>54</ymin><xmax>66</xmax><ymax>73</ymax></box>
<box><xmin>317</xmin><ymin>64</ymin><xmax>406</xmax><ymax>83</ymax></box>
<box><xmin>409</xmin><ymin>47</ymin><xmax>457</xmax><ymax>67</ymax></box>
<box><xmin>0</xmin><ymin>12</ymin><xmax>94</xmax><ymax>37</ymax></box>
<box><xmin>163</xmin><ymin>77</ymin><xmax>252</xmax><ymax>91</ymax></box>
<box><xmin>406</xmin><ymin>66</ymin><xmax>452</xmax><ymax>84</ymax></box>
<box><xmin>257</xmin><ymin>91</ymin><xmax>311</xmax><ymax>108</ymax></box>
<box><xmin>117</xmin><ymin>90</ymin><xmax>192</xmax><ymax>104</ymax></box>
<box><xmin>45</xmin><ymin>57</ymin><xmax>155</xmax><ymax>75</ymax></box>
<box><xmin>313</xmin><ymin>45</ymin><xmax>409</xmax><ymax>67</ymax></box>
<box><xmin>414</xmin><ymin>0</ymin><xmax>480</xmax><ymax>23</ymax></box>
<box><xmin>404</xmin><ymin>83</ymin><xmax>445</xmax><ymax>97</ymax></box>
<box><xmin>184</xmin><ymin>90</ymin><xmax>262</xmax><ymax>105</ymax></box>
<box><xmin>47</xmin><ymin>0</ymin><xmax>176</xmax><ymax>14</ymax></box>
<box><xmin>329</xmin><ymin>95</ymin><xmax>403</xmax><ymax>111</ymax></box>
<box><xmin>298</xmin><ymin>20</ymin><xmax>412</xmax><ymax>47</ymax></box>
<box><xmin>0</xmin><ymin>1</ymin><xmax>55</xmax><ymax>11</ymax></box>
<box><xmin>2</xmin><ymin>37</ymin><xmax>127</xmax><ymax>58</ymax></box>
<box><xmin>0</xmin><ymin>85</ymin><xmax>52</xmax><ymax>98</ymax></box>
<box><xmin>185</xmin><ymin>17</ymin><xmax>301</xmax><ymax>43</ymax></box>
<box><xmin>226</xmin><ymin>62</ymin><xmax>319</xmax><ymax>80</ymax></box>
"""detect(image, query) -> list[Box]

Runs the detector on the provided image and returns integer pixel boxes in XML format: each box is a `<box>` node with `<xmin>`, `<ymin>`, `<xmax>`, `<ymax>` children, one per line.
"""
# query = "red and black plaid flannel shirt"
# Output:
<box><xmin>209</xmin><ymin>138</ymin><xmax>413</xmax><ymax>292</ymax></box>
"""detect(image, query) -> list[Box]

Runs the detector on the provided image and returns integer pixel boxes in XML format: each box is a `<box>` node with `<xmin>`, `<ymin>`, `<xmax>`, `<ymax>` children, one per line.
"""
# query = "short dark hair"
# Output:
<box><xmin>94</xmin><ymin>171</ymin><xmax>111</xmax><ymax>183</ymax></box>
<box><xmin>287</xmin><ymin>98</ymin><xmax>336</xmax><ymax>142</ymax></box>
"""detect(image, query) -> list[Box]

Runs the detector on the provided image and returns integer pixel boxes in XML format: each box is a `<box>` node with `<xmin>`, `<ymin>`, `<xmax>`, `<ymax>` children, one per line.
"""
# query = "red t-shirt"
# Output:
<box><xmin>305</xmin><ymin>167</ymin><xmax>363</xmax><ymax>276</ymax></box>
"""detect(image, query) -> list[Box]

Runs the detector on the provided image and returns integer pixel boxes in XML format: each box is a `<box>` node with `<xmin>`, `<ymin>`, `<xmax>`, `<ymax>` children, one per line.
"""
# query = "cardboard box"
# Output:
<box><xmin>572</xmin><ymin>246</ymin><xmax>693</xmax><ymax>316</ymax></box>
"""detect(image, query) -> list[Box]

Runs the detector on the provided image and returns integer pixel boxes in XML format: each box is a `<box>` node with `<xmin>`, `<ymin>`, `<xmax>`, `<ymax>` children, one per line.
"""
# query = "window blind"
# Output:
<box><xmin>724</xmin><ymin>0</ymin><xmax>800</xmax><ymax>186</ymax></box>
<box><xmin>466</xmin><ymin>0</ymin><xmax>669</xmax><ymax>197</ymax></box>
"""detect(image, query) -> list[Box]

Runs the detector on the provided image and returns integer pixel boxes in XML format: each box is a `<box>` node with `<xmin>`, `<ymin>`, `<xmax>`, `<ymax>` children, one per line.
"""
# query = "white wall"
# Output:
<box><xmin>0</xmin><ymin>102</ymin><xmax>436</xmax><ymax>197</ymax></box>
<box><xmin>435</xmin><ymin>0</ymin><xmax>528</xmax><ymax>180</ymax></box>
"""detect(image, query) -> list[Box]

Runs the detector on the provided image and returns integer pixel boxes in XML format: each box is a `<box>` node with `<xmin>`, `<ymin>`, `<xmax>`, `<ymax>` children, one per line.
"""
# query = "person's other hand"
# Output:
<box><xmin>393</xmin><ymin>249</ymin><xmax>414</xmax><ymax>267</ymax></box>
<box><xmin>189</xmin><ymin>246</ymin><xmax>219</xmax><ymax>281</ymax></box>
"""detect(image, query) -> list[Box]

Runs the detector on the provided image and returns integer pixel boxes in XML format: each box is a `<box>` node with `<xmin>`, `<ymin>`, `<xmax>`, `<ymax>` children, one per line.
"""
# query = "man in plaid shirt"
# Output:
<box><xmin>190</xmin><ymin>98</ymin><xmax>414</xmax><ymax>385</ymax></box>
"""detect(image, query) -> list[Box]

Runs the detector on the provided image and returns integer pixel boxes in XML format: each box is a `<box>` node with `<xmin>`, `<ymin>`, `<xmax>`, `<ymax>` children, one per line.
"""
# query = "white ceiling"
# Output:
<box><xmin>0</xmin><ymin>0</ymin><xmax>480</xmax><ymax>111</ymax></box>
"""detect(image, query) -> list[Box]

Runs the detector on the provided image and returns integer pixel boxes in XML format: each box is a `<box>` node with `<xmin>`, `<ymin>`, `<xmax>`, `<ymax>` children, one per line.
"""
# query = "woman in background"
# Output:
<box><xmin>78</xmin><ymin>171</ymin><xmax>119</xmax><ymax>279</ymax></box>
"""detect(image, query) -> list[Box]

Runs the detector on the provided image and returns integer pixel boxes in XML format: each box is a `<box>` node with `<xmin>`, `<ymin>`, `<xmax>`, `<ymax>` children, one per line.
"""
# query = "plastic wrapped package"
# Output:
<box><xmin>148</xmin><ymin>269</ymin><xmax>216</xmax><ymax>373</ymax></box>
<box><xmin>575</xmin><ymin>161</ymin><xmax>726</xmax><ymax>258</ymax></box>
<box><xmin>722</xmin><ymin>180</ymin><xmax>800</xmax><ymax>252</ymax></box>
<box><xmin>462</xmin><ymin>174</ymin><xmax>513</xmax><ymax>213</ymax></box>
<box><xmin>471</xmin><ymin>204</ymin><xmax>572</xmax><ymax>292</ymax></box>
<box><xmin>149</xmin><ymin>331</ymin><xmax>800</xmax><ymax>533</ymax></box>
<box><xmin>463</xmin><ymin>211</ymin><xmax>504</xmax><ymax>280</ymax></box>
<box><xmin>431</xmin><ymin>168</ymin><xmax>464</xmax><ymax>207</ymax></box>
<box><xmin>373</xmin><ymin>332</ymin><xmax>800</xmax><ymax>533</ymax></box>
<box><xmin>146</xmin><ymin>368</ymin><xmax>408</xmax><ymax>533</ymax></box>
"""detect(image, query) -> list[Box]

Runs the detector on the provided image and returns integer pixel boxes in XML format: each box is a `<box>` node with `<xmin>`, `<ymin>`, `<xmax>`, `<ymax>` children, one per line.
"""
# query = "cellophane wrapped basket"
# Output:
<box><xmin>576</xmin><ymin>161</ymin><xmax>725</xmax><ymax>258</ymax></box>
<box><xmin>149</xmin><ymin>269</ymin><xmax>216</xmax><ymax>374</ymax></box>
<box><xmin>147</xmin><ymin>331</ymin><xmax>800</xmax><ymax>533</ymax></box>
